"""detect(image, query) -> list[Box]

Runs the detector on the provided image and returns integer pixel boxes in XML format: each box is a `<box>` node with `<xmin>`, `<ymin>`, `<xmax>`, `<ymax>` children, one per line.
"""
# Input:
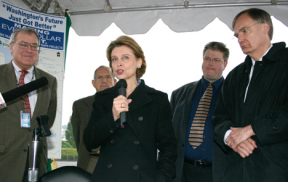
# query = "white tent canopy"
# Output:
<box><xmin>5</xmin><ymin>0</ymin><xmax>288</xmax><ymax>35</ymax></box>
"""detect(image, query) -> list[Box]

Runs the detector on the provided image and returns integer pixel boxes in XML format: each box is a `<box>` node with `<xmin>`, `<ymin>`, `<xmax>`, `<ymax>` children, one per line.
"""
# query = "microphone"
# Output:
<box><xmin>36</xmin><ymin>115</ymin><xmax>51</xmax><ymax>138</ymax></box>
<box><xmin>0</xmin><ymin>77</ymin><xmax>49</xmax><ymax>109</ymax></box>
<box><xmin>116</xmin><ymin>79</ymin><xmax>127</xmax><ymax>126</ymax></box>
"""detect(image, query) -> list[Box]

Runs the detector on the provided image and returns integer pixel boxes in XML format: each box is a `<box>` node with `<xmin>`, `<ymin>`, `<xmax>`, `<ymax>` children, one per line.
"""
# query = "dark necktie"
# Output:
<box><xmin>19</xmin><ymin>70</ymin><xmax>31</xmax><ymax>116</ymax></box>
<box><xmin>189</xmin><ymin>83</ymin><xmax>213</xmax><ymax>149</ymax></box>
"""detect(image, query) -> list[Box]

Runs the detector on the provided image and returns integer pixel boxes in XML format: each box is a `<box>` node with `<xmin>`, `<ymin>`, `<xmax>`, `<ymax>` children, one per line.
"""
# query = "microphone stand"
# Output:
<box><xmin>28</xmin><ymin>115</ymin><xmax>51</xmax><ymax>182</ymax></box>
<box><xmin>29</xmin><ymin>128</ymin><xmax>40</xmax><ymax>182</ymax></box>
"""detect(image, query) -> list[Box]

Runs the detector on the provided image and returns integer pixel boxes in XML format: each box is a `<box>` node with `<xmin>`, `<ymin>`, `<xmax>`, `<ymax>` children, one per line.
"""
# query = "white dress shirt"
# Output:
<box><xmin>12</xmin><ymin>61</ymin><xmax>38</xmax><ymax>117</ymax></box>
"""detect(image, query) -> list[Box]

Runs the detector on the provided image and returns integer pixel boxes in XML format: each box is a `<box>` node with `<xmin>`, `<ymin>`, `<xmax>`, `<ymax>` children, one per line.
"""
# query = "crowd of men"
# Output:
<box><xmin>0</xmin><ymin>7</ymin><xmax>287</xmax><ymax>182</ymax></box>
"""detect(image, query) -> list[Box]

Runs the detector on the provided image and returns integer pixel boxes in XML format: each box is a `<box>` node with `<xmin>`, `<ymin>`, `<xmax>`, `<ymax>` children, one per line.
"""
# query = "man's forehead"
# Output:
<box><xmin>234</xmin><ymin>14</ymin><xmax>254</xmax><ymax>31</ymax></box>
<box><xmin>204</xmin><ymin>49</ymin><xmax>224</xmax><ymax>56</ymax></box>
<box><xmin>96</xmin><ymin>68</ymin><xmax>112</xmax><ymax>76</ymax></box>
<box><xmin>97</xmin><ymin>73</ymin><xmax>112</xmax><ymax>76</ymax></box>
<box><xmin>15</xmin><ymin>32</ymin><xmax>38</xmax><ymax>42</ymax></box>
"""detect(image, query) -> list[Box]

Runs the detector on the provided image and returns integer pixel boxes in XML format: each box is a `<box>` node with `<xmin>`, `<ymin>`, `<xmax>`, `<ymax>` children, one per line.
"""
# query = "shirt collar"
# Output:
<box><xmin>201</xmin><ymin>76</ymin><xmax>224</xmax><ymax>90</ymax></box>
<box><xmin>12</xmin><ymin>60</ymin><xmax>34</xmax><ymax>74</ymax></box>
<box><xmin>251</xmin><ymin>44</ymin><xmax>273</xmax><ymax>64</ymax></box>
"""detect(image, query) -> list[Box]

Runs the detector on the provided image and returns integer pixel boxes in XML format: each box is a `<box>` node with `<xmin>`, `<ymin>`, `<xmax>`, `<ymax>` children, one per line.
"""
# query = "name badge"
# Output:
<box><xmin>20</xmin><ymin>111</ymin><xmax>30</xmax><ymax>128</ymax></box>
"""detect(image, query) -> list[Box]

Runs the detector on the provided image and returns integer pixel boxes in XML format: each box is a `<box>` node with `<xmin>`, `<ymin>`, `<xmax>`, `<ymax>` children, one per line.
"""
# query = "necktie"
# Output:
<box><xmin>19</xmin><ymin>70</ymin><xmax>31</xmax><ymax>116</ymax></box>
<box><xmin>189</xmin><ymin>83</ymin><xmax>213</xmax><ymax>149</ymax></box>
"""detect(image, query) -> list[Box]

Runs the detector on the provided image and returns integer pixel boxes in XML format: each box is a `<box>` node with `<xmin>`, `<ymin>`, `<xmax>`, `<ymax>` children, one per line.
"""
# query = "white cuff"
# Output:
<box><xmin>224</xmin><ymin>129</ymin><xmax>232</xmax><ymax>145</ymax></box>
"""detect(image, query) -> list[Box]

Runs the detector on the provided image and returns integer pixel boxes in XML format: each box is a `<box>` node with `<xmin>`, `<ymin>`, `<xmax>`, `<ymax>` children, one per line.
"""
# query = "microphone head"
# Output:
<box><xmin>116</xmin><ymin>79</ymin><xmax>127</xmax><ymax>89</ymax></box>
<box><xmin>39</xmin><ymin>77</ymin><xmax>49</xmax><ymax>85</ymax></box>
<box><xmin>2</xmin><ymin>77</ymin><xmax>49</xmax><ymax>103</ymax></box>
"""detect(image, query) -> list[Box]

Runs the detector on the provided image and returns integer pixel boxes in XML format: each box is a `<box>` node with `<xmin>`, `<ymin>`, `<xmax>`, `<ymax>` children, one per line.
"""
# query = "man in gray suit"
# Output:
<box><xmin>171</xmin><ymin>42</ymin><xmax>229</xmax><ymax>182</ymax></box>
<box><xmin>71</xmin><ymin>65</ymin><xmax>116</xmax><ymax>173</ymax></box>
<box><xmin>0</xmin><ymin>28</ymin><xmax>57</xmax><ymax>182</ymax></box>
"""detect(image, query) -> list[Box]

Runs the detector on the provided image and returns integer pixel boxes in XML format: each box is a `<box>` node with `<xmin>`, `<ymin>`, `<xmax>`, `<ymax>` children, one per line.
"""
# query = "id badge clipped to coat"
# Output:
<box><xmin>20</xmin><ymin>111</ymin><xmax>31</xmax><ymax>128</ymax></box>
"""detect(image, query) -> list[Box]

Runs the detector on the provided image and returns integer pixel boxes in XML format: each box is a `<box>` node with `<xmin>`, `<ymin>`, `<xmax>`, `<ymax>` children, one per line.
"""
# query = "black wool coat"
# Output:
<box><xmin>213</xmin><ymin>42</ymin><xmax>288</xmax><ymax>182</ymax></box>
<box><xmin>84</xmin><ymin>80</ymin><xmax>177</xmax><ymax>182</ymax></box>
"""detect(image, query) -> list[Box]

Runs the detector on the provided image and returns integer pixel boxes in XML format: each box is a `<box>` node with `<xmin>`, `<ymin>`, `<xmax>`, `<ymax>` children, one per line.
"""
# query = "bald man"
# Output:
<box><xmin>71</xmin><ymin>66</ymin><xmax>116</xmax><ymax>173</ymax></box>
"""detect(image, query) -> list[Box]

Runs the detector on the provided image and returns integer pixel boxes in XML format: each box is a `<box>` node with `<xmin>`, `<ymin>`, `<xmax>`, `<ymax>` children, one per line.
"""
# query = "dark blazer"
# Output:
<box><xmin>213</xmin><ymin>42</ymin><xmax>288</xmax><ymax>181</ymax></box>
<box><xmin>171</xmin><ymin>80</ymin><xmax>227</xmax><ymax>182</ymax></box>
<box><xmin>71</xmin><ymin>95</ymin><xmax>100</xmax><ymax>171</ymax></box>
<box><xmin>0</xmin><ymin>62</ymin><xmax>57</xmax><ymax>182</ymax></box>
<box><xmin>84</xmin><ymin>80</ymin><xmax>177</xmax><ymax>182</ymax></box>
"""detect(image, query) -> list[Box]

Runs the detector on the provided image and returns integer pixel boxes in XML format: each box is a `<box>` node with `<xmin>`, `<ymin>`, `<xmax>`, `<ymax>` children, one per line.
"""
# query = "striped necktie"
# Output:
<box><xmin>189</xmin><ymin>83</ymin><xmax>213</xmax><ymax>149</ymax></box>
<box><xmin>19</xmin><ymin>70</ymin><xmax>31</xmax><ymax>116</ymax></box>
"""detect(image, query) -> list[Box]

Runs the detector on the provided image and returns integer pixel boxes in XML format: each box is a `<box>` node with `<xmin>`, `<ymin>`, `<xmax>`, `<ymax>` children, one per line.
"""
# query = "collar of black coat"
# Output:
<box><xmin>244</xmin><ymin>42</ymin><xmax>286</xmax><ymax>68</ymax></box>
<box><xmin>97</xmin><ymin>79</ymin><xmax>155</xmax><ymax>112</ymax></box>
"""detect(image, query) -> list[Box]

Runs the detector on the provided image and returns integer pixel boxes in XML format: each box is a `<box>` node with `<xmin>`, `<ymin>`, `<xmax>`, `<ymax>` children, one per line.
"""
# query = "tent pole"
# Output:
<box><xmin>67</xmin><ymin>1</ymin><xmax>288</xmax><ymax>16</ymax></box>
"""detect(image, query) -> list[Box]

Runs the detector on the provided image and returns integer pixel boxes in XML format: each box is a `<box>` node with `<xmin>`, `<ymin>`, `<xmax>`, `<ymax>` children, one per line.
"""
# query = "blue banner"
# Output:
<box><xmin>0</xmin><ymin>1</ymin><xmax>65</xmax><ymax>50</ymax></box>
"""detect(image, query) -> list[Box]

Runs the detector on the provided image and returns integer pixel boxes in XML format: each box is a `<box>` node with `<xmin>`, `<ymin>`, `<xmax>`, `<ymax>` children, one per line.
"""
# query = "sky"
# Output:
<box><xmin>62</xmin><ymin>17</ymin><xmax>288</xmax><ymax>126</ymax></box>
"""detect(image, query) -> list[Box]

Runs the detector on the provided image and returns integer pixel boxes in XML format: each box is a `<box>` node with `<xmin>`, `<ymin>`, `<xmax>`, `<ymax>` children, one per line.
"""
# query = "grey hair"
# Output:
<box><xmin>93</xmin><ymin>65</ymin><xmax>115</xmax><ymax>79</ymax></box>
<box><xmin>10</xmin><ymin>27</ymin><xmax>40</xmax><ymax>45</ymax></box>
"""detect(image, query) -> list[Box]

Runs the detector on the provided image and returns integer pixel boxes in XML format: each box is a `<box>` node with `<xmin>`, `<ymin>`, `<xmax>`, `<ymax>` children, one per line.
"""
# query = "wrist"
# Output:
<box><xmin>246</xmin><ymin>125</ymin><xmax>255</xmax><ymax>137</ymax></box>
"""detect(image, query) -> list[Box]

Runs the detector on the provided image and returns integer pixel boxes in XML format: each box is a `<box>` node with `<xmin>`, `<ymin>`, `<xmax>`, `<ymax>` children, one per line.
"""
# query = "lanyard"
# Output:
<box><xmin>15</xmin><ymin>68</ymin><xmax>35</xmax><ymax>112</ymax></box>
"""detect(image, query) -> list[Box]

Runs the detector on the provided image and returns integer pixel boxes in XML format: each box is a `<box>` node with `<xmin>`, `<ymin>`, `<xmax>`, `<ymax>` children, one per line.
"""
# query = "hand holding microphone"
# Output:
<box><xmin>112</xmin><ymin>79</ymin><xmax>132</xmax><ymax>126</ymax></box>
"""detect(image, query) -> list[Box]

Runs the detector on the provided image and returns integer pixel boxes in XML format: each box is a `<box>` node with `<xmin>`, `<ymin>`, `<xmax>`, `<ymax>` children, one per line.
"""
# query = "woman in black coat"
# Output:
<box><xmin>84</xmin><ymin>35</ymin><xmax>177</xmax><ymax>182</ymax></box>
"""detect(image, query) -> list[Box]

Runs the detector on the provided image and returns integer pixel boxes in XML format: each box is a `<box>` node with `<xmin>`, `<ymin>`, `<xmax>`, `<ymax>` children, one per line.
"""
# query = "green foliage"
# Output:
<box><xmin>61</xmin><ymin>148</ymin><xmax>78</xmax><ymax>161</ymax></box>
<box><xmin>62</xmin><ymin>140</ymin><xmax>73</xmax><ymax>148</ymax></box>
<box><xmin>65</xmin><ymin>117</ymin><xmax>76</xmax><ymax>148</ymax></box>
<box><xmin>61</xmin><ymin>116</ymin><xmax>78</xmax><ymax>160</ymax></box>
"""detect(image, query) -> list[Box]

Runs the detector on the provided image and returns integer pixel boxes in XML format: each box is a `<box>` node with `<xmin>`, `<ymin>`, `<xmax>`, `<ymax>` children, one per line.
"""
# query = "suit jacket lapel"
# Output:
<box><xmin>128</xmin><ymin>82</ymin><xmax>152</xmax><ymax>112</ymax></box>
<box><xmin>99</xmin><ymin>82</ymin><xmax>153</xmax><ymax>110</ymax></box>
<box><xmin>85</xmin><ymin>95</ymin><xmax>94</xmax><ymax>106</ymax></box>
<box><xmin>126</xmin><ymin>82</ymin><xmax>152</xmax><ymax>133</ymax></box>
<box><xmin>32</xmin><ymin>68</ymin><xmax>48</xmax><ymax>120</ymax></box>
<box><xmin>99</xmin><ymin>89</ymin><xmax>117</xmax><ymax>110</ymax></box>
<box><xmin>4</xmin><ymin>62</ymin><xmax>24</xmax><ymax>111</ymax></box>
<box><xmin>183</xmin><ymin>80</ymin><xmax>200</xmax><ymax>125</ymax></box>
<box><xmin>83</xmin><ymin>96</ymin><xmax>94</xmax><ymax>123</ymax></box>
<box><xmin>98</xmin><ymin>81</ymin><xmax>152</xmax><ymax>133</ymax></box>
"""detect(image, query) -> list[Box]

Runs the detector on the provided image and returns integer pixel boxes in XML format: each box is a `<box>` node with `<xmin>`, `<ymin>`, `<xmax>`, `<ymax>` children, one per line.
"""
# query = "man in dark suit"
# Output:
<box><xmin>213</xmin><ymin>8</ymin><xmax>288</xmax><ymax>181</ymax></box>
<box><xmin>0</xmin><ymin>28</ymin><xmax>57</xmax><ymax>182</ymax></box>
<box><xmin>171</xmin><ymin>42</ymin><xmax>229</xmax><ymax>182</ymax></box>
<box><xmin>71</xmin><ymin>65</ymin><xmax>116</xmax><ymax>173</ymax></box>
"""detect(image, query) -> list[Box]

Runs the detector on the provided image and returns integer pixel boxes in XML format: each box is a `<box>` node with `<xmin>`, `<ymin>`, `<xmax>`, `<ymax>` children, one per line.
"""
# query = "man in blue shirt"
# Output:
<box><xmin>171</xmin><ymin>42</ymin><xmax>229</xmax><ymax>182</ymax></box>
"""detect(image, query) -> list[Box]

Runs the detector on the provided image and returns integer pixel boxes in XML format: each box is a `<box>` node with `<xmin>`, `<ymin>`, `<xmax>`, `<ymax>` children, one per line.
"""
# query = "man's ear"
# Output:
<box><xmin>10</xmin><ymin>42</ymin><xmax>14</xmax><ymax>54</ymax></box>
<box><xmin>92</xmin><ymin>80</ymin><xmax>96</xmax><ymax>87</ymax></box>
<box><xmin>224</xmin><ymin>60</ymin><xmax>228</xmax><ymax>69</ymax></box>
<box><xmin>263</xmin><ymin>23</ymin><xmax>270</xmax><ymax>34</ymax></box>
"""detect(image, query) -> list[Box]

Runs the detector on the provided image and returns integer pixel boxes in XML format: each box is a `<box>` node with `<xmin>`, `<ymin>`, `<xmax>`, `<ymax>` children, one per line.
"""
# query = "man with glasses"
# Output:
<box><xmin>0</xmin><ymin>27</ymin><xmax>57</xmax><ymax>182</ymax></box>
<box><xmin>213</xmin><ymin>8</ymin><xmax>288</xmax><ymax>181</ymax></box>
<box><xmin>171</xmin><ymin>42</ymin><xmax>229</xmax><ymax>182</ymax></box>
<box><xmin>71</xmin><ymin>66</ymin><xmax>116</xmax><ymax>173</ymax></box>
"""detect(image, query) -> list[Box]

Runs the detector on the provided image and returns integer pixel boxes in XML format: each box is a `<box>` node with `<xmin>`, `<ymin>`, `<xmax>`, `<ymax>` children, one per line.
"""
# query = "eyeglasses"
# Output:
<box><xmin>234</xmin><ymin>22</ymin><xmax>259</xmax><ymax>38</ymax></box>
<box><xmin>13</xmin><ymin>41</ymin><xmax>40</xmax><ymax>51</ymax></box>
<box><xmin>204</xmin><ymin>57</ymin><xmax>224</xmax><ymax>63</ymax></box>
